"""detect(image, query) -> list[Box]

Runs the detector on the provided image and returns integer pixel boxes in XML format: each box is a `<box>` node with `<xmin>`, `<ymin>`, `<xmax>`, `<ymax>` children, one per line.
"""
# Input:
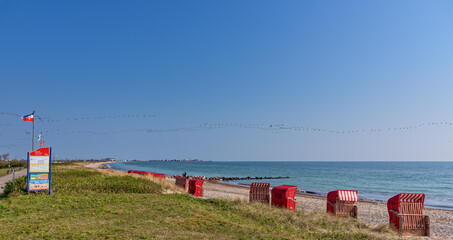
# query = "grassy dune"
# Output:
<box><xmin>0</xmin><ymin>163</ymin><xmax>399</xmax><ymax>239</ymax></box>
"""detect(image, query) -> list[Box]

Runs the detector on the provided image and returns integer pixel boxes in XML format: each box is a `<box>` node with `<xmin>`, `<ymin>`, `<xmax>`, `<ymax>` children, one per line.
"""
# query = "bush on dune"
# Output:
<box><xmin>1</xmin><ymin>164</ymin><xmax>162</xmax><ymax>198</ymax></box>
<box><xmin>0</xmin><ymin>175</ymin><xmax>27</xmax><ymax>198</ymax></box>
<box><xmin>53</xmin><ymin>169</ymin><xmax>162</xmax><ymax>194</ymax></box>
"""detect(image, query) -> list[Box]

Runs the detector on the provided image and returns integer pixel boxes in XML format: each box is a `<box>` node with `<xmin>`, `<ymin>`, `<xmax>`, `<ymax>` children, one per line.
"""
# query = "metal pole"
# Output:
<box><xmin>49</xmin><ymin>147</ymin><xmax>52</xmax><ymax>195</ymax></box>
<box><xmin>27</xmin><ymin>152</ymin><xmax>30</xmax><ymax>195</ymax></box>
<box><xmin>12</xmin><ymin>168</ymin><xmax>15</xmax><ymax>192</ymax></box>
<box><xmin>32</xmin><ymin>110</ymin><xmax>35</xmax><ymax>151</ymax></box>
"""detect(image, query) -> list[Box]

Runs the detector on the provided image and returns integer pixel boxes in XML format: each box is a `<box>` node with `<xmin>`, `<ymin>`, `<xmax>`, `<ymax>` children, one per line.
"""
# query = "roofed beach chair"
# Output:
<box><xmin>326</xmin><ymin>190</ymin><xmax>358</xmax><ymax>218</ymax></box>
<box><xmin>271</xmin><ymin>185</ymin><xmax>297</xmax><ymax>211</ymax></box>
<box><xmin>175</xmin><ymin>176</ymin><xmax>188</xmax><ymax>192</ymax></box>
<box><xmin>128</xmin><ymin>170</ymin><xmax>148</xmax><ymax>175</ymax></box>
<box><xmin>150</xmin><ymin>173</ymin><xmax>166</xmax><ymax>179</ymax></box>
<box><xmin>387</xmin><ymin>193</ymin><xmax>430</xmax><ymax>237</ymax></box>
<box><xmin>188</xmin><ymin>179</ymin><xmax>204</xmax><ymax>197</ymax></box>
<box><xmin>128</xmin><ymin>170</ymin><xmax>166</xmax><ymax>178</ymax></box>
<box><xmin>249</xmin><ymin>182</ymin><xmax>270</xmax><ymax>204</ymax></box>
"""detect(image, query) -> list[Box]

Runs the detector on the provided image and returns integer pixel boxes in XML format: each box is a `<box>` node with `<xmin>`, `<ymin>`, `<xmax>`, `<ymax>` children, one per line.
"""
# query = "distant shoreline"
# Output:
<box><xmin>117</xmin><ymin>159</ymin><xmax>211</xmax><ymax>162</ymax></box>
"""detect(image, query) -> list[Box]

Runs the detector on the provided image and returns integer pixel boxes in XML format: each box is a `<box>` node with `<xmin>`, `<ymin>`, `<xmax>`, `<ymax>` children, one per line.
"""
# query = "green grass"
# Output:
<box><xmin>0</xmin><ymin>167</ymin><xmax>27</xmax><ymax>177</ymax></box>
<box><xmin>0</xmin><ymin>163</ymin><xmax>399</xmax><ymax>239</ymax></box>
<box><xmin>0</xmin><ymin>168</ymin><xmax>9</xmax><ymax>177</ymax></box>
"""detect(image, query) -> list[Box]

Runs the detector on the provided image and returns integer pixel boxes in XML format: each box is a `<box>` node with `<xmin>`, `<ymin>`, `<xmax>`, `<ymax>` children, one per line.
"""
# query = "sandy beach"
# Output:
<box><xmin>197</xmin><ymin>180</ymin><xmax>453</xmax><ymax>240</ymax></box>
<box><xmin>88</xmin><ymin>162</ymin><xmax>453</xmax><ymax>239</ymax></box>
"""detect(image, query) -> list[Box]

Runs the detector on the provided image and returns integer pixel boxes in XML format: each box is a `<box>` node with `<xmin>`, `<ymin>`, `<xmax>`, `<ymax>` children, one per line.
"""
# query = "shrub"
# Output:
<box><xmin>0</xmin><ymin>175</ymin><xmax>27</xmax><ymax>198</ymax></box>
<box><xmin>52</xmin><ymin>168</ymin><xmax>163</xmax><ymax>194</ymax></box>
<box><xmin>0</xmin><ymin>160</ymin><xmax>27</xmax><ymax>169</ymax></box>
<box><xmin>1</xmin><ymin>165</ymin><xmax>162</xmax><ymax>198</ymax></box>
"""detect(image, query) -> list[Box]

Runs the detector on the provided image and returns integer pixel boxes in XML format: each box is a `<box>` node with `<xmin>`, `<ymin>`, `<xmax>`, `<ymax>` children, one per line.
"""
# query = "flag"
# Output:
<box><xmin>40</xmin><ymin>141</ymin><xmax>44</xmax><ymax>146</ymax></box>
<box><xmin>22</xmin><ymin>113</ymin><xmax>34</xmax><ymax>121</ymax></box>
<box><xmin>38</xmin><ymin>133</ymin><xmax>42</xmax><ymax>141</ymax></box>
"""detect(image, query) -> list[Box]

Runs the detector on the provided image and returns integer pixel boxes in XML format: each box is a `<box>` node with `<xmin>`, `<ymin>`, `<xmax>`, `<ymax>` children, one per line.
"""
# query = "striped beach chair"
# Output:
<box><xmin>249</xmin><ymin>182</ymin><xmax>270</xmax><ymax>204</ymax></box>
<box><xmin>387</xmin><ymin>193</ymin><xmax>430</xmax><ymax>236</ymax></box>
<box><xmin>175</xmin><ymin>176</ymin><xmax>188</xmax><ymax>192</ymax></box>
<box><xmin>326</xmin><ymin>190</ymin><xmax>358</xmax><ymax>218</ymax></box>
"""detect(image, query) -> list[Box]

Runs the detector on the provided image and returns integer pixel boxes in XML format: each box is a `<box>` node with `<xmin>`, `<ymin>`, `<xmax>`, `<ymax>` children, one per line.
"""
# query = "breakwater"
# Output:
<box><xmin>168</xmin><ymin>175</ymin><xmax>289</xmax><ymax>181</ymax></box>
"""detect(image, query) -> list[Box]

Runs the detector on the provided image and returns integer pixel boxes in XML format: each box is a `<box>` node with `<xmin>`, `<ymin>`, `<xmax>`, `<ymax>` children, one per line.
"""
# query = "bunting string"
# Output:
<box><xmin>0</xmin><ymin>112</ymin><xmax>157</xmax><ymax>123</ymax></box>
<box><xmin>39</xmin><ymin>114</ymin><xmax>157</xmax><ymax>122</ymax></box>
<box><xmin>1</xmin><ymin>112</ymin><xmax>452</xmax><ymax>136</ymax></box>
<box><xmin>35</xmin><ymin>121</ymin><xmax>453</xmax><ymax>136</ymax></box>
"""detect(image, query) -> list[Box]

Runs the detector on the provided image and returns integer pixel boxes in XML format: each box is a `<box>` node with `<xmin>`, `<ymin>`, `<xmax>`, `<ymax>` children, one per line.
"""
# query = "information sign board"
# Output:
<box><xmin>27</xmin><ymin>147</ymin><xmax>52</xmax><ymax>194</ymax></box>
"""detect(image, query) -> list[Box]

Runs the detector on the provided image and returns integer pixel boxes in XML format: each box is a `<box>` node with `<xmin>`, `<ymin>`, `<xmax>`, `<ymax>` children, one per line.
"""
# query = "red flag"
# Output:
<box><xmin>40</xmin><ymin>141</ymin><xmax>44</xmax><ymax>146</ymax></box>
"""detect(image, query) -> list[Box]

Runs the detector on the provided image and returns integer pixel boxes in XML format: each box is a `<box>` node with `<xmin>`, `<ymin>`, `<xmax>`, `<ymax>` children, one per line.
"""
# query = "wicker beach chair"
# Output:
<box><xmin>249</xmin><ymin>182</ymin><xmax>270</xmax><ymax>204</ymax></box>
<box><xmin>128</xmin><ymin>170</ymin><xmax>148</xmax><ymax>175</ymax></box>
<box><xmin>188</xmin><ymin>179</ymin><xmax>204</xmax><ymax>197</ymax></box>
<box><xmin>387</xmin><ymin>193</ymin><xmax>430</xmax><ymax>237</ymax></box>
<box><xmin>128</xmin><ymin>170</ymin><xmax>165</xmax><ymax>178</ymax></box>
<box><xmin>150</xmin><ymin>173</ymin><xmax>166</xmax><ymax>179</ymax></box>
<box><xmin>271</xmin><ymin>185</ymin><xmax>297</xmax><ymax>211</ymax></box>
<box><xmin>175</xmin><ymin>176</ymin><xmax>188</xmax><ymax>192</ymax></box>
<box><xmin>326</xmin><ymin>190</ymin><xmax>358</xmax><ymax>218</ymax></box>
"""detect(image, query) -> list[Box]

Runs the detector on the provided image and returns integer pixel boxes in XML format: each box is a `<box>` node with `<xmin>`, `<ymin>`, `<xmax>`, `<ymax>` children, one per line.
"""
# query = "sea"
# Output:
<box><xmin>109</xmin><ymin>161</ymin><xmax>453</xmax><ymax>210</ymax></box>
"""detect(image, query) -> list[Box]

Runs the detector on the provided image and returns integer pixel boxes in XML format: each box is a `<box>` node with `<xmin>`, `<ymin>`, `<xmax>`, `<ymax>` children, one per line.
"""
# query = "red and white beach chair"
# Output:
<box><xmin>387</xmin><ymin>193</ymin><xmax>430</xmax><ymax>236</ymax></box>
<box><xmin>326</xmin><ymin>190</ymin><xmax>358</xmax><ymax>218</ymax></box>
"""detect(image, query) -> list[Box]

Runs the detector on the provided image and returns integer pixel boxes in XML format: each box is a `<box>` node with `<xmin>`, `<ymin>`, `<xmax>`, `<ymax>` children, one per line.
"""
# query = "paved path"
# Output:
<box><xmin>0</xmin><ymin>169</ymin><xmax>27</xmax><ymax>194</ymax></box>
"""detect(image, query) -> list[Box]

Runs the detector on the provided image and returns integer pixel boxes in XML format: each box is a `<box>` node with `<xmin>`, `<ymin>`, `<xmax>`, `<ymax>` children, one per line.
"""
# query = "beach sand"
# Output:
<box><xmin>87</xmin><ymin>163</ymin><xmax>453</xmax><ymax>239</ymax></box>
<box><xmin>169</xmin><ymin>179</ymin><xmax>453</xmax><ymax>239</ymax></box>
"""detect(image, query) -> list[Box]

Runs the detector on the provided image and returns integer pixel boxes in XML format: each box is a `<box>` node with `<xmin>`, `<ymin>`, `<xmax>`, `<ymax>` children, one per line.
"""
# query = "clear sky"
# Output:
<box><xmin>1</xmin><ymin>0</ymin><xmax>452</xmax><ymax>161</ymax></box>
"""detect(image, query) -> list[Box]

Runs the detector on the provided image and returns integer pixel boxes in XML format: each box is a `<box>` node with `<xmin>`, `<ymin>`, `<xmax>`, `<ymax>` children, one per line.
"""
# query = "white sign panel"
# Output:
<box><xmin>29</xmin><ymin>155</ymin><xmax>50</xmax><ymax>172</ymax></box>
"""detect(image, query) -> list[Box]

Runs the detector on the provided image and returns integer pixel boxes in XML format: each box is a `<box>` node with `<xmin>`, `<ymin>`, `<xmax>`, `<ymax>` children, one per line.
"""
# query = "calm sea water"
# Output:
<box><xmin>109</xmin><ymin>161</ymin><xmax>453</xmax><ymax>210</ymax></box>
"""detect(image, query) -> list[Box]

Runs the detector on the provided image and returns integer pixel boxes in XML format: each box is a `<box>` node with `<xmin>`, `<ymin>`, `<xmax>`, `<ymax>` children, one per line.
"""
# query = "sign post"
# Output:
<box><xmin>27</xmin><ymin>147</ymin><xmax>52</xmax><ymax>195</ymax></box>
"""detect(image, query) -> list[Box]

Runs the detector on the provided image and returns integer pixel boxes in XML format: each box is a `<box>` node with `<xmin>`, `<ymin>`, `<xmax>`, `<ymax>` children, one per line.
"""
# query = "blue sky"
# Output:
<box><xmin>1</xmin><ymin>0</ymin><xmax>452</xmax><ymax>160</ymax></box>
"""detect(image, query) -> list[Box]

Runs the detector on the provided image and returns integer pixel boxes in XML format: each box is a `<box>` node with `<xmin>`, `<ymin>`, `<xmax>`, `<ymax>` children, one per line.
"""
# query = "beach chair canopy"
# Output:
<box><xmin>250</xmin><ymin>182</ymin><xmax>270</xmax><ymax>192</ymax></box>
<box><xmin>272</xmin><ymin>185</ymin><xmax>297</xmax><ymax>197</ymax></box>
<box><xmin>327</xmin><ymin>190</ymin><xmax>358</xmax><ymax>203</ymax></box>
<box><xmin>387</xmin><ymin>193</ymin><xmax>425</xmax><ymax>213</ymax></box>
<box><xmin>175</xmin><ymin>176</ymin><xmax>187</xmax><ymax>182</ymax></box>
<box><xmin>189</xmin><ymin>178</ymin><xmax>204</xmax><ymax>185</ymax></box>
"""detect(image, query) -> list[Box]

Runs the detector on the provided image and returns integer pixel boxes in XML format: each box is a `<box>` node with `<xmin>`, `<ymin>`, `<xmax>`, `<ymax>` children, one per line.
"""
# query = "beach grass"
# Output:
<box><xmin>0</xmin><ymin>163</ymin><xmax>399</xmax><ymax>239</ymax></box>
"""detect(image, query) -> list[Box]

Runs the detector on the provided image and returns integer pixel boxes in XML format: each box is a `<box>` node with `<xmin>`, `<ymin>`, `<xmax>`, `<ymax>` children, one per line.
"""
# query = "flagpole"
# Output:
<box><xmin>32</xmin><ymin>110</ymin><xmax>35</xmax><ymax>151</ymax></box>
